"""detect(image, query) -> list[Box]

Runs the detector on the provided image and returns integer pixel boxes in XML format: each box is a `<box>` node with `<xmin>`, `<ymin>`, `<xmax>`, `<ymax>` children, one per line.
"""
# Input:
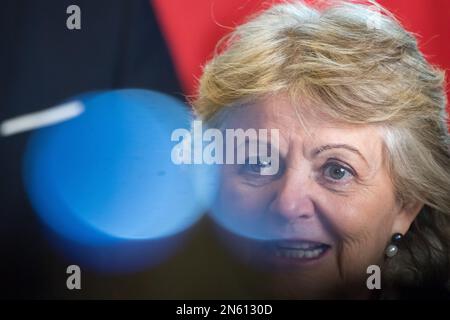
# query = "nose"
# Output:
<box><xmin>269</xmin><ymin>167</ymin><xmax>316</xmax><ymax>221</ymax></box>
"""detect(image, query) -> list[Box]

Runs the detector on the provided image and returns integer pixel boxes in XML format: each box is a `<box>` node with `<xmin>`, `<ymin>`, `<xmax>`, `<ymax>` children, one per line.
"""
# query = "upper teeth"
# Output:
<box><xmin>277</xmin><ymin>241</ymin><xmax>323</xmax><ymax>250</ymax></box>
<box><xmin>274</xmin><ymin>247</ymin><xmax>326</xmax><ymax>259</ymax></box>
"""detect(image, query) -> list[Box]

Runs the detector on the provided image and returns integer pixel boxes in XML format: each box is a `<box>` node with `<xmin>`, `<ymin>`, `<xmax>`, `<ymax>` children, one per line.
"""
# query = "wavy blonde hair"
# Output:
<box><xmin>192</xmin><ymin>0</ymin><xmax>450</xmax><ymax>297</ymax></box>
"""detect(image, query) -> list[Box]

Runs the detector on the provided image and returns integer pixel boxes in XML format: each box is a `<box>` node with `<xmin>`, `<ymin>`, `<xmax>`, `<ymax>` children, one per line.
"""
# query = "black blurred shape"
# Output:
<box><xmin>0</xmin><ymin>0</ymin><xmax>182</xmax><ymax>298</ymax></box>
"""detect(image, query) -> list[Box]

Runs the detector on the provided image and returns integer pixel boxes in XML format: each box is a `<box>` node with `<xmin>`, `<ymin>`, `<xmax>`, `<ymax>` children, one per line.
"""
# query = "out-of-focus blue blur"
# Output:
<box><xmin>22</xmin><ymin>89</ymin><xmax>214</xmax><ymax>272</ymax></box>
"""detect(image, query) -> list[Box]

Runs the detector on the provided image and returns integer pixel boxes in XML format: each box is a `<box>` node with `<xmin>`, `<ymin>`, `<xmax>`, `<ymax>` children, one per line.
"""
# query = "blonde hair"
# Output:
<box><xmin>192</xmin><ymin>0</ymin><xmax>450</xmax><ymax>296</ymax></box>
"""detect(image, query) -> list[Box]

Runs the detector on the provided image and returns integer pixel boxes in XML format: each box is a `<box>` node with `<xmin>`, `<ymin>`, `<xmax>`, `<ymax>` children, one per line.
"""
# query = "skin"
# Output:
<box><xmin>211</xmin><ymin>94</ymin><xmax>423</xmax><ymax>299</ymax></box>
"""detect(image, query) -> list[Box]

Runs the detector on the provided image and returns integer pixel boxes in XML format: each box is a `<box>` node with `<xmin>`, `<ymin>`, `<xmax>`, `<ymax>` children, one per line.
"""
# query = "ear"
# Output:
<box><xmin>391</xmin><ymin>200</ymin><xmax>424</xmax><ymax>235</ymax></box>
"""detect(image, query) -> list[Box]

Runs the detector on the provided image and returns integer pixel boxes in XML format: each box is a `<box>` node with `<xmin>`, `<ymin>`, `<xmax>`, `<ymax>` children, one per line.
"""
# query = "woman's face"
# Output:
<box><xmin>212</xmin><ymin>95</ymin><xmax>421</xmax><ymax>299</ymax></box>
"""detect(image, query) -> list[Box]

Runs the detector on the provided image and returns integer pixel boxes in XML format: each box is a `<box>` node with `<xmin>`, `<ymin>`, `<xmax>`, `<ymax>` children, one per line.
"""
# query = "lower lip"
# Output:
<box><xmin>266</xmin><ymin>245</ymin><xmax>331</xmax><ymax>266</ymax></box>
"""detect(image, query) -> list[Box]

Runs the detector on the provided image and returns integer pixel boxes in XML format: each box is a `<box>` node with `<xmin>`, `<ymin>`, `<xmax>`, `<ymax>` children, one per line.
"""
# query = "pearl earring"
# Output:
<box><xmin>385</xmin><ymin>233</ymin><xmax>403</xmax><ymax>258</ymax></box>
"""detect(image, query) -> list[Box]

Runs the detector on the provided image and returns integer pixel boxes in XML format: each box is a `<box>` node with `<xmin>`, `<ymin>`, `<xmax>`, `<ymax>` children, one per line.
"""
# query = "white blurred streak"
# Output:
<box><xmin>0</xmin><ymin>101</ymin><xmax>85</xmax><ymax>136</ymax></box>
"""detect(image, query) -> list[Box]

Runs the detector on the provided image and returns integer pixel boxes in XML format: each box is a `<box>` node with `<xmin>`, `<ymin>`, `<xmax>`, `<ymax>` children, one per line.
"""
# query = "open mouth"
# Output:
<box><xmin>268</xmin><ymin>240</ymin><xmax>331</xmax><ymax>261</ymax></box>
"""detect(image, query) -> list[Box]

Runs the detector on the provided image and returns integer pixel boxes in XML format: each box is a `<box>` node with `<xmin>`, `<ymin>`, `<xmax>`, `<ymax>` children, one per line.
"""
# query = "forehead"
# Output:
<box><xmin>223</xmin><ymin>94</ymin><xmax>384</xmax><ymax>157</ymax></box>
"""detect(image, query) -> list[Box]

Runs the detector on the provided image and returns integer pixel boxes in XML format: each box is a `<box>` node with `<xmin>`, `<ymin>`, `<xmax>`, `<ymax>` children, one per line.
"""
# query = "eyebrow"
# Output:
<box><xmin>235</xmin><ymin>139</ymin><xmax>277</xmax><ymax>155</ymax></box>
<box><xmin>312</xmin><ymin>144</ymin><xmax>368</xmax><ymax>164</ymax></box>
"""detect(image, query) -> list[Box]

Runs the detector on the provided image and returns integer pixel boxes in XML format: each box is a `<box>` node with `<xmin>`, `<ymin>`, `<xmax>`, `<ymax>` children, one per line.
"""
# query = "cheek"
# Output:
<box><xmin>322</xmin><ymin>184</ymin><xmax>398</xmax><ymax>266</ymax></box>
<box><xmin>216</xmin><ymin>168</ymin><xmax>273</xmax><ymax>216</ymax></box>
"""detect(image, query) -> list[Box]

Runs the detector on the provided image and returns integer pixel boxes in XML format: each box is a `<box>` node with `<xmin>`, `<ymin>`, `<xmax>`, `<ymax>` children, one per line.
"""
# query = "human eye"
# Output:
<box><xmin>321</xmin><ymin>159</ymin><xmax>356</xmax><ymax>184</ymax></box>
<box><xmin>240</xmin><ymin>156</ymin><xmax>273</xmax><ymax>175</ymax></box>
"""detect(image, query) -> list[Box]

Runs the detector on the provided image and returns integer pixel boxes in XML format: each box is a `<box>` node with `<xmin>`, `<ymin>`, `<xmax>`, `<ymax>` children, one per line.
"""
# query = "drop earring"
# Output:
<box><xmin>385</xmin><ymin>233</ymin><xmax>403</xmax><ymax>258</ymax></box>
